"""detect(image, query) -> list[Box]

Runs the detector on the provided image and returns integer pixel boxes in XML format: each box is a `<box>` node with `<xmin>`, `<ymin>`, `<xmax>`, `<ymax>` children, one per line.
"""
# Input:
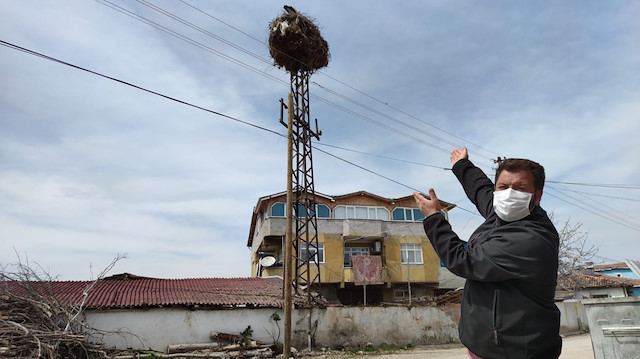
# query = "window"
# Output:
<box><xmin>300</xmin><ymin>243</ymin><xmax>324</xmax><ymax>263</ymax></box>
<box><xmin>271</xmin><ymin>202</ymin><xmax>285</xmax><ymax>217</ymax></box>
<box><xmin>333</xmin><ymin>205</ymin><xmax>389</xmax><ymax>220</ymax></box>
<box><xmin>400</xmin><ymin>244</ymin><xmax>423</xmax><ymax>264</ymax></box>
<box><xmin>392</xmin><ymin>207</ymin><xmax>426</xmax><ymax>222</ymax></box>
<box><xmin>394</xmin><ymin>290</ymin><xmax>408</xmax><ymax>300</ymax></box>
<box><xmin>271</xmin><ymin>202</ymin><xmax>330</xmax><ymax>218</ymax></box>
<box><xmin>344</xmin><ymin>247</ymin><xmax>369</xmax><ymax>267</ymax></box>
<box><xmin>317</xmin><ymin>204</ymin><xmax>330</xmax><ymax>218</ymax></box>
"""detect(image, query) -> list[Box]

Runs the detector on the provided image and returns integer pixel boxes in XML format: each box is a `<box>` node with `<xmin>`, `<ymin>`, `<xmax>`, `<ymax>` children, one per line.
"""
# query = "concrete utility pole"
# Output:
<box><xmin>283</xmin><ymin>94</ymin><xmax>294</xmax><ymax>359</ymax></box>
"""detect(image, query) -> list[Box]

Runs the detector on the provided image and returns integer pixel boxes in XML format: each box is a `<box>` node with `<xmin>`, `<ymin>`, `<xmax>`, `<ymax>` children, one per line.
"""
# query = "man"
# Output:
<box><xmin>414</xmin><ymin>147</ymin><xmax>561</xmax><ymax>359</ymax></box>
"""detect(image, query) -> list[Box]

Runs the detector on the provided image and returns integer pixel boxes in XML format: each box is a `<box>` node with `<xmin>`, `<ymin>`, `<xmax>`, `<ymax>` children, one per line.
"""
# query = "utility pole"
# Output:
<box><xmin>283</xmin><ymin>94</ymin><xmax>294</xmax><ymax>359</ymax></box>
<box><xmin>269</xmin><ymin>6</ymin><xmax>329</xmax><ymax>356</ymax></box>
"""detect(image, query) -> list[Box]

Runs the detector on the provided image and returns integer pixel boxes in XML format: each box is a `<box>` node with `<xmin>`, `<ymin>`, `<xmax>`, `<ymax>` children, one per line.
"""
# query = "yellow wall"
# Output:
<box><xmin>383</xmin><ymin>235</ymin><xmax>439</xmax><ymax>284</ymax></box>
<box><xmin>288</xmin><ymin>233</ymin><xmax>439</xmax><ymax>285</ymax></box>
<box><xmin>253</xmin><ymin>233</ymin><xmax>440</xmax><ymax>287</ymax></box>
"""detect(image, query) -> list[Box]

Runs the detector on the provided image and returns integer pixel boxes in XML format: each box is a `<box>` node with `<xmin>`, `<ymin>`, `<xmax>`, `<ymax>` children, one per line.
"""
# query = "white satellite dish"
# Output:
<box><xmin>260</xmin><ymin>256</ymin><xmax>277</xmax><ymax>267</ymax></box>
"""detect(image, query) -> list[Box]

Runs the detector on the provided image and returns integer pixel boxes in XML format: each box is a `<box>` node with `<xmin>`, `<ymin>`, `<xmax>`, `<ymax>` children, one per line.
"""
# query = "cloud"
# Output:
<box><xmin>1</xmin><ymin>1</ymin><xmax>638</xmax><ymax>279</ymax></box>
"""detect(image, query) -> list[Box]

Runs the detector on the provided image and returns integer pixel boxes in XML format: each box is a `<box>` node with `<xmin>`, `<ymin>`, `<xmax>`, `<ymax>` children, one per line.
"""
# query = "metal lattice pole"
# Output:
<box><xmin>270</xmin><ymin>6</ymin><xmax>329</xmax><ymax>354</ymax></box>
<box><xmin>290</xmin><ymin>71</ymin><xmax>321</xmax><ymax>296</ymax></box>
<box><xmin>281</xmin><ymin>70</ymin><xmax>321</xmax><ymax>351</ymax></box>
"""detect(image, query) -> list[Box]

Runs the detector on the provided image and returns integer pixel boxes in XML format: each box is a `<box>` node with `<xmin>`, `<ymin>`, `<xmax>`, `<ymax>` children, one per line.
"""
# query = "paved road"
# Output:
<box><xmin>348</xmin><ymin>334</ymin><xmax>594</xmax><ymax>359</ymax></box>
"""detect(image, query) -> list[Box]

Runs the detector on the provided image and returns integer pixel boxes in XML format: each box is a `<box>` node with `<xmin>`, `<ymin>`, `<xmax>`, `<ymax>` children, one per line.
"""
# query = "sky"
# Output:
<box><xmin>1</xmin><ymin>1</ymin><xmax>639</xmax><ymax>280</ymax></box>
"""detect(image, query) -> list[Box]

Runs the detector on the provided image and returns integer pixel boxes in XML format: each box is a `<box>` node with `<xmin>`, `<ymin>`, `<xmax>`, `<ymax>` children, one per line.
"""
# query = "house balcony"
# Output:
<box><xmin>342</xmin><ymin>219</ymin><xmax>384</xmax><ymax>238</ymax></box>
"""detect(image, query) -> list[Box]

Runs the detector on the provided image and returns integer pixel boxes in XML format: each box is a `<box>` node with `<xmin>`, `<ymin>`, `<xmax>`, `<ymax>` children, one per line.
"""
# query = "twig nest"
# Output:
<box><xmin>268</xmin><ymin>8</ymin><xmax>330</xmax><ymax>73</ymax></box>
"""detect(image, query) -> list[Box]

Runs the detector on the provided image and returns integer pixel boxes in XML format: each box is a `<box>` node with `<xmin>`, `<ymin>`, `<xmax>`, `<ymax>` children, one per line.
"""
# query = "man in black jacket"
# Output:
<box><xmin>414</xmin><ymin>147</ymin><xmax>562</xmax><ymax>359</ymax></box>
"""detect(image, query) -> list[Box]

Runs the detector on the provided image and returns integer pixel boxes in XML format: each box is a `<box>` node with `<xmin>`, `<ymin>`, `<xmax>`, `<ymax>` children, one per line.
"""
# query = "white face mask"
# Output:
<box><xmin>493</xmin><ymin>188</ymin><xmax>534</xmax><ymax>222</ymax></box>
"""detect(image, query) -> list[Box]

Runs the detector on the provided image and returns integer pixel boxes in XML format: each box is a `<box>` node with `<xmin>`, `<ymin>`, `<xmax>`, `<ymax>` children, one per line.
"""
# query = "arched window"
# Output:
<box><xmin>270</xmin><ymin>202</ymin><xmax>285</xmax><ymax>217</ymax></box>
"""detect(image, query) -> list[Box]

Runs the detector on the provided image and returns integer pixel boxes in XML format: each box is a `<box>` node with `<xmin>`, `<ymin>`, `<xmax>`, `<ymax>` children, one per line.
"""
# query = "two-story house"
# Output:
<box><xmin>247</xmin><ymin>190</ymin><xmax>455</xmax><ymax>305</ymax></box>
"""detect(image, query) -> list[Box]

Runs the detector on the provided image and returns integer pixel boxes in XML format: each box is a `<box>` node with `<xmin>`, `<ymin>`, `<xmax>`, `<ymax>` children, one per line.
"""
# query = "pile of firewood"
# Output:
<box><xmin>0</xmin><ymin>286</ymin><xmax>117</xmax><ymax>358</ymax></box>
<box><xmin>1</xmin><ymin>255</ymin><xmax>128</xmax><ymax>358</ymax></box>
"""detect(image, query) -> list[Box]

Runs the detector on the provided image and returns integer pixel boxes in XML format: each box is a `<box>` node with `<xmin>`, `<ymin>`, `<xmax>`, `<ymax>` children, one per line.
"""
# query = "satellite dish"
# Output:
<box><xmin>260</xmin><ymin>256</ymin><xmax>277</xmax><ymax>267</ymax></box>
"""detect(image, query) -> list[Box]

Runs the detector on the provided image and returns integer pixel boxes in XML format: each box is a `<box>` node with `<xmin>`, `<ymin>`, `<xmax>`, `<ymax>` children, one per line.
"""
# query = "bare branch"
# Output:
<box><xmin>551</xmin><ymin>213</ymin><xmax>600</xmax><ymax>292</ymax></box>
<box><xmin>1</xmin><ymin>253</ymin><xmax>129</xmax><ymax>358</ymax></box>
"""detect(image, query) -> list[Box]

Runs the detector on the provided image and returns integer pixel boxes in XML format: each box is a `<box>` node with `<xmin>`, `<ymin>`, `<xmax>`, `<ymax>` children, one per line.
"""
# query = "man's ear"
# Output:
<box><xmin>529</xmin><ymin>190</ymin><xmax>542</xmax><ymax>210</ymax></box>
<box><xmin>533</xmin><ymin>190</ymin><xmax>543</xmax><ymax>206</ymax></box>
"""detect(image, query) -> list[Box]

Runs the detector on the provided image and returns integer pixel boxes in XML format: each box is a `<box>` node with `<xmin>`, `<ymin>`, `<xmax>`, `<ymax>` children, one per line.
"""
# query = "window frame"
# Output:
<box><xmin>392</xmin><ymin>207</ymin><xmax>427</xmax><ymax>222</ymax></box>
<box><xmin>270</xmin><ymin>202</ymin><xmax>285</xmax><ymax>217</ymax></box>
<box><xmin>271</xmin><ymin>202</ymin><xmax>331</xmax><ymax>218</ymax></box>
<box><xmin>333</xmin><ymin>205</ymin><xmax>390</xmax><ymax>220</ymax></box>
<box><xmin>400</xmin><ymin>244</ymin><xmax>423</xmax><ymax>264</ymax></box>
<box><xmin>344</xmin><ymin>246</ymin><xmax>370</xmax><ymax>268</ymax></box>
<box><xmin>299</xmin><ymin>243</ymin><xmax>324</xmax><ymax>264</ymax></box>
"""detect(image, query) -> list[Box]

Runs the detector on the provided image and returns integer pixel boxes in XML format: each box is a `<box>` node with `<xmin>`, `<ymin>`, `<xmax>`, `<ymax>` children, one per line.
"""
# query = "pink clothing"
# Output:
<box><xmin>467</xmin><ymin>349</ymin><xmax>485</xmax><ymax>359</ymax></box>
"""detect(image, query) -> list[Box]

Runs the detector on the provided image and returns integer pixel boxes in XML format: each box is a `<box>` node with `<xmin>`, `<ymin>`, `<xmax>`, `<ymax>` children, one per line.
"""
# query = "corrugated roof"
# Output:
<box><xmin>558</xmin><ymin>273</ymin><xmax>640</xmax><ymax>290</ymax></box>
<box><xmin>594</xmin><ymin>262</ymin><xmax>628</xmax><ymax>271</ymax></box>
<box><xmin>2</xmin><ymin>274</ymin><xmax>284</xmax><ymax>310</ymax></box>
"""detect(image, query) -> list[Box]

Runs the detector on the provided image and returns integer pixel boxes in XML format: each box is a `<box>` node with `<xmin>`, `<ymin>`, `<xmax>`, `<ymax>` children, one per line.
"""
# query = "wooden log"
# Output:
<box><xmin>209</xmin><ymin>331</ymin><xmax>243</xmax><ymax>343</ymax></box>
<box><xmin>167</xmin><ymin>343</ymin><xmax>271</xmax><ymax>356</ymax></box>
<box><xmin>167</xmin><ymin>343</ymin><xmax>222</xmax><ymax>354</ymax></box>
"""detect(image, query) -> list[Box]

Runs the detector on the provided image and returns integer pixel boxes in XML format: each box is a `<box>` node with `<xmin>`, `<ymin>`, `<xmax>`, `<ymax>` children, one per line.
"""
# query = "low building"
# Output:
<box><xmin>593</xmin><ymin>260</ymin><xmax>640</xmax><ymax>296</ymax></box>
<box><xmin>247</xmin><ymin>190</ymin><xmax>455</xmax><ymax>305</ymax></box>
<box><xmin>557</xmin><ymin>273</ymin><xmax>640</xmax><ymax>300</ymax></box>
<box><xmin>2</xmin><ymin>273</ymin><xmax>286</xmax><ymax>351</ymax></box>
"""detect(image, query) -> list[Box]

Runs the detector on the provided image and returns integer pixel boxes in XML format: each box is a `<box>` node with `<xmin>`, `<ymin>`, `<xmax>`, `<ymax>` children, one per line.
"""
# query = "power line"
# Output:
<box><xmin>546</xmin><ymin>180</ymin><xmax>640</xmax><ymax>189</ymax></box>
<box><xmin>0</xmin><ymin>39</ymin><xmax>469</xmax><ymax>212</ymax></box>
<box><xmin>173</xmin><ymin>0</ymin><xmax>501</xmax><ymax>162</ymax></box>
<box><xmin>0</xmin><ymin>40</ymin><xmax>283</xmax><ymax>139</ymax></box>
<box><xmin>3</xmin><ymin>39</ymin><xmax>636</xmax><ymax>232</ymax></box>
<box><xmin>546</xmin><ymin>185</ymin><xmax>640</xmax><ymax>229</ymax></box>
<box><xmin>95</xmin><ymin>1</ymin><xmax>639</xmax><ymax>197</ymax></box>
<box><xmin>314</xmin><ymin>142</ymin><xmax>451</xmax><ymax>170</ymax></box>
<box><xmin>313</xmin><ymin>147</ymin><xmax>479</xmax><ymax>216</ymax></box>
<box><xmin>544</xmin><ymin>189</ymin><xmax>640</xmax><ymax>232</ymax></box>
<box><xmin>548</xmin><ymin>188</ymin><xmax>640</xmax><ymax>202</ymax></box>
<box><xmin>106</xmin><ymin>0</ymin><xmax>497</xmax><ymax>166</ymax></box>
<box><xmin>311</xmin><ymin>81</ymin><xmax>495</xmax><ymax>162</ymax></box>
<box><xmin>94</xmin><ymin>0</ymin><xmax>289</xmax><ymax>86</ymax></box>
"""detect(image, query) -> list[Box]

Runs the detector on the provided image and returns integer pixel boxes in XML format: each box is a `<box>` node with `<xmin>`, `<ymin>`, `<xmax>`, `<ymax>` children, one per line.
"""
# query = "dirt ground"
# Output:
<box><xmin>315</xmin><ymin>333</ymin><xmax>594</xmax><ymax>359</ymax></box>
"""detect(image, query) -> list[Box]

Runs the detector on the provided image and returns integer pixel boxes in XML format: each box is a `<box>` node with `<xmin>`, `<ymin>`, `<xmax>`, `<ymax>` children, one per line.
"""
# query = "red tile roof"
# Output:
<box><xmin>2</xmin><ymin>274</ymin><xmax>284</xmax><ymax>310</ymax></box>
<box><xmin>558</xmin><ymin>273</ymin><xmax>640</xmax><ymax>290</ymax></box>
<box><xmin>594</xmin><ymin>262</ymin><xmax>628</xmax><ymax>271</ymax></box>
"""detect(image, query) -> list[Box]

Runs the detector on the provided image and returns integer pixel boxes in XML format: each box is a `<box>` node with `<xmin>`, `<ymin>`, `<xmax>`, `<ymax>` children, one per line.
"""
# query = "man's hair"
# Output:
<box><xmin>495</xmin><ymin>158</ymin><xmax>546</xmax><ymax>191</ymax></box>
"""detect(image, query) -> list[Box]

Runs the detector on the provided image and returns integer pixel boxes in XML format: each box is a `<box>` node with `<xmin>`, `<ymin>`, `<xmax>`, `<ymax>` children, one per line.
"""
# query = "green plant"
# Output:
<box><xmin>268</xmin><ymin>312</ymin><xmax>282</xmax><ymax>343</ymax></box>
<box><xmin>240</xmin><ymin>325</ymin><xmax>253</xmax><ymax>346</ymax></box>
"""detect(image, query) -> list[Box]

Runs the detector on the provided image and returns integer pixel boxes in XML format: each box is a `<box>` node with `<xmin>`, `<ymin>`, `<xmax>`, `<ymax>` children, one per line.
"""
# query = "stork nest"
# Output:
<box><xmin>268</xmin><ymin>11</ymin><xmax>330</xmax><ymax>73</ymax></box>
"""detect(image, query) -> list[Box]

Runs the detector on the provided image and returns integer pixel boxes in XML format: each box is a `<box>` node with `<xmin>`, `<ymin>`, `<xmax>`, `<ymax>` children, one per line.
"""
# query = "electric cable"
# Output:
<box><xmin>97</xmin><ymin>0</ymin><xmax>497</xmax><ymax>165</ymax></box>
<box><xmin>0</xmin><ymin>40</ymin><xmax>284</xmax><ymax>139</ymax></box>
<box><xmin>544</xmin><ymin>190</ymin><xmax>640</xmax><ymax>231</ymax></box>
<box><xmin>313</xmin><ymin>142</ymin><xmax>451</xmax><ymax>170</ymax></box>
<box><xmin>546</xmin><ymin>184</ymin><xmax>640</xmax><ymax>228</ymax></box>
<box><xmin>0</xmin><ymin>39</ymin><xmax>473</xmax><ymax>213</ymax></box>
<box><xmin>2</xmin><ymin>39</ymin><xmax>636</xmax><ymax>232</ymax></box>
<box><xmin>546</xmin><ymin>180</ymin><xmax>640</xmax><ymax>189</ymax></box>
<box><xmin>174</xmin><ymin>0</ymin><xmax>501</xmax><ymax>161</ymax></box>
<box><xmin>96</xmin><ymin>1</ymin><xmax>640</xmax><ymax>192</ymax></box>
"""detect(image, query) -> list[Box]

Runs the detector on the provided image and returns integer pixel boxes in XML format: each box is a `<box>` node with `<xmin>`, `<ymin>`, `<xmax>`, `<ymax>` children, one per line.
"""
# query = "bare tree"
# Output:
<box><xmin>0</xmin><ymin>252</ymin><xmax>128</xmax><ymax>358</ymax></box>
<box><xmin>551</xmin><ymin>215</ymin><xmax>599</xmax><ymax>291</ymax></box>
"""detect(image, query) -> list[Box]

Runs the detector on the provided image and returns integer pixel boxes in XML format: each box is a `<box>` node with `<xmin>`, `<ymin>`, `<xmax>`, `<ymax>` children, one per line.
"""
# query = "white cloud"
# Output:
<box><xmin>1</xmin><ymin>1</ymin><xmax>638</xmax><ymax>279</ymax></box>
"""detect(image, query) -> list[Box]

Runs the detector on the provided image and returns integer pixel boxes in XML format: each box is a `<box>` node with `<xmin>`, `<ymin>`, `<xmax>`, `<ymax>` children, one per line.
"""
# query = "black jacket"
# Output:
<box><xmin>423</xmin><ymin>159</ymin><xmax>562</xmax><ymax>359</ymax></box>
